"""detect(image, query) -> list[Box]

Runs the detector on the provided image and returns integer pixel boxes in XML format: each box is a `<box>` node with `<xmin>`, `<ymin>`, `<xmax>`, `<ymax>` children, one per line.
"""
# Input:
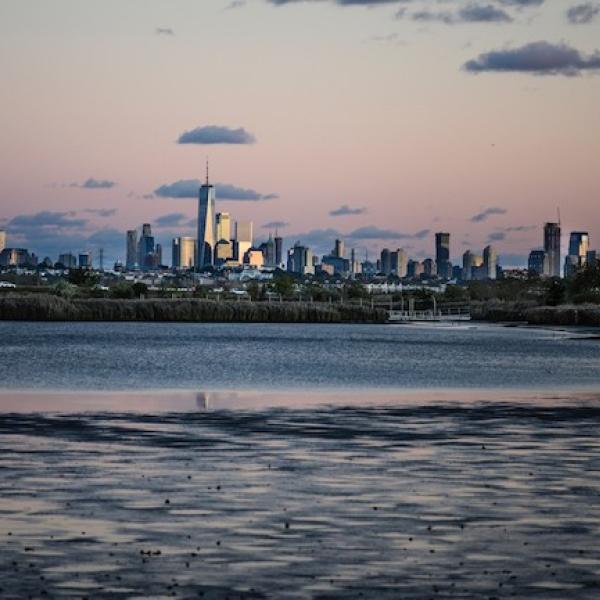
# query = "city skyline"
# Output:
<box><xmin>1</xmin><ymin>0</ymin><xmax>599</xmax><ymax>265</ymax></box>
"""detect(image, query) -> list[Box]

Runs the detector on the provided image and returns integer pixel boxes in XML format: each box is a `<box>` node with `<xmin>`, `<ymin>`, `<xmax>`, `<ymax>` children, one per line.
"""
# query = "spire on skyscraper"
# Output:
<box><xmin>205</xmin><ymin>157</ymin><xmax>209</xmax><ymax>185</ymax></box>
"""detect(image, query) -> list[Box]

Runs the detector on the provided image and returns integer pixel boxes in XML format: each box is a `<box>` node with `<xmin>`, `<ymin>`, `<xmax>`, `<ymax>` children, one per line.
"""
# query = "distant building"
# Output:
<box><xmin>234</xmin><ymin>221</ymin><xmax>253</xmax><ymax>264</ymax></box>
<box><xmin>423</xmin><ymin>258</ymin><xmax>436</xmax><ymax>278</ymax></box>
<box><xmin>215</xmin><ymin>239</ymin><xmax>234</xmax><ymax>266</ymax></box>
<box><xmin>407</xmin><ymin>259</ymin><xmax>424</xmax><ymax>279</ymax></box>
<box><xmin>246</xmin><ymin>248</ymin><xmax>264</xmax><ymax>268</ymax></box>
<box><xmin>274</xmin><ymin>235</ymin><xmax>283</xmax><ymax>266</ymax></box>
<box><xmin>172</xmin><ymin>237</ymin><xmax>196</xmax><ymax>270</ymax></box>
<box><xmin>544</xmin><ymin>222</ymin><xmax>561</xmax><ymax>278</ymax></box>
<box><xmin>321</xmin><ymin>255</ymin><xmax>350</xmax><ymax>275</ymax></box>
<box><xmin>58</xmin><ymin>253</ymin><xmax>77</xmax><ymax>269</ymax></box>
<box><xmin>483</xmin><ymin>245</ymin><xmax>497</xmax><ymax>280</ymax></box>
<box><xmin>0</xmin><ymin>230</ymin><xmax>6</xmax><ymax>254</ymax></box>
<box><xmin>263</xmin><ymin>235</ymin><xmax>276</xmax><ymax>267</ymax></box>
<box><xmin>197</xmin><ymin>174</ymin><xmax>216</xmax><ymax>268</ymax></box>
<box><xmin>78</xmin><ymin>252</ymin><xmax>93</xmax><ymax>269</ymax></box>
<box><xmin>137</xmin><ymin>224</ymin><xmax>155</xmax><ymax>271</ymax></box>
<box><xmin>126</xmin><ymin>229</ymin><xmax>138</xmax><ymax>270</ymax></box>
<box><xmin>528</xmin><ymin>250</ymin><xmax>548</xmax><ymax>276</ymax></box>
<box><xmin>435</xmin><ymin>232</ymin><xmax>451</xmax><ymax>279</ymax></box>
<box><xmin>565</xmin><ymin>231</ymin><xmax>589</xmax><ymax>277</ymax></box>
<box><xmin>0</xmin><ymin>248</ymin><xmax>35</xmax><ymax>268</ymax></box>
<box><xmin>288</xmin><ymin>242</ymin><xmax>314</xmax><ymax>275</ymax></box>
<box><xmin>587</xmin><ymin>250</ymin><xmax>598</xmax><ymax>265</ymax></box>
<box><xmin>380</xmin><ymin>248</ymin><xmax>391</xmax><ymax>275</ymax></box>
<box><xmin>390</xmin><ymin>248</ymin><xmax>408</xmax><ymax>278</ymax></box>
<box><xmin>216</xmin><ymin>212</ymin><xmax>231</xmax><ymax>244</ymax></box>
<box><xmin>462</xmin><ymin>250</ymin><xmax>483</xmax><ymax>281</ymax></box>
<box><xmin>333</xmin><ymin>239</ymin><xmax>345</xmax><ymax>258</ymax></box>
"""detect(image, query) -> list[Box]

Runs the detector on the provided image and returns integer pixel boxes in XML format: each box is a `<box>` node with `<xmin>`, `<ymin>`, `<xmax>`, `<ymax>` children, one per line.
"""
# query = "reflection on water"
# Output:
<box><xmin>1</xmin><ymin>400</ymin><xmax>600</xmax><ymax>598</ymax></box>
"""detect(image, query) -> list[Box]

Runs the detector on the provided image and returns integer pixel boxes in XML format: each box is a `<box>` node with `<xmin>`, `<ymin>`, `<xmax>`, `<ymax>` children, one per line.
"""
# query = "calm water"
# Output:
<box><xmin>0</xmin><ymin>321</ymin><xmax>599</xmax><ymax>391</ymax></box>
<box><xmin>2</xmin><ymin>321</ymin><xmax>600</xmax><ymax>598</ymax></box>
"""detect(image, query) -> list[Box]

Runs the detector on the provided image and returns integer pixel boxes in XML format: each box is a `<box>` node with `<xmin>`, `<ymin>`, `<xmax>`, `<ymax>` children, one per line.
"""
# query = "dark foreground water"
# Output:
<box><xmin>1</xmin><ymin>323</ymin><xmax>600</xmax><ymax>598</ymax></box>
<box><xmin>1</xmin><ymin>399</ymin><xmax>600</xmax><ymax>599</ymax></box>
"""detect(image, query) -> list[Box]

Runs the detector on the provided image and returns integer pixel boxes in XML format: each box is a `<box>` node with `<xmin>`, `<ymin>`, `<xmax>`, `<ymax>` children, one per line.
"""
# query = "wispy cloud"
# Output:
<box><xmin>156</xmin><ymin>27</ymin><xmax>175</xmax><ymax>36</ymax></box>
<box><xmin>262</xmin><ymin>220</ymin><xmax>290</xmax><ymax>229</ymax></box>
<box><xmin>70</xmin><ymin>178</ymin><xmax>117</xmax><ymax>189</ymax></box>
<box><xmin>567</xmin><ymin>3</ymin><xmax>600</xmax><ymax>24</ymax></box>
<box><xmin>470</xmin><ymin>206</ymin><xmax>507</xmax><ymax>222</ymax></box>
<box><xmin>83</xmin><ymin>208</ymin><xmax>117</xmax><ymax>217</ymax></box>
<box><xmin>329</xmin><ymin>204</ymin><xmax>366</xmax><ymax>216</ymax></box>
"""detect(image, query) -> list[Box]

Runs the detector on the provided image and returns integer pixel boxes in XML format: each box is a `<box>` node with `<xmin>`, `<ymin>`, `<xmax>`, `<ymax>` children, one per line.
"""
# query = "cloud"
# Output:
<box><xmin>347</xmin><ymin>226</ymin><xmax>430</xmax><ymax>240</ymax></box>
<box><xmin>156</xmin><ymin>27</ymin><xmax>175</xmax><ymax>35</ymax></box>
<box><xmin>262</xmin><ymin>220</ymin><xmax>290</xmax><ymax>229</ymax></box>
<box><xmin>225</xmin><ymin>0</ymin><xmax>246</xmax><ymax>8</ymax></box>
<box><xmin>154</xmin><ymin>213</ymin><xmax>189</xmax><ymax>227</ymax></box>
<box><xmin>567</xmin><ymin>3</ymin><xmax>600</xmax><ymax>24</ymax></box>
<box><xmin>9</xmin><ymin>211</ymin><xmax>87</xmax><ymax>230</ymax></box>
<box><xmin>177</xmin><ymin>126</ymin><xmax>256</xmax><ymax>145</ymax></box>
<box><xmin>470</xmin><ymin>206</ymin><xmax>507</xmax><ymax>222</ymax></box>
<box><xmin>487</xmin><ymin>231</ymin><xmax>506</xmax><ymax>242</ymax></box>
<box><xmin>70</xmin><ymin>178</ymin><xmax>117</xmax><ymax>189</ymax></box>
<box><xmin>268</xmin><ymin>0</ymin><xmax>404</xmax><ymax>6</ymax></box>
<box><xmin>83</xmin><ymin>208</ymin><xmax>117</xmax><ymax>217</ymax></box>
<box><xmin>153</xmin><ymin>179</ymin><xmax>278</xmax><ymax>201</ymax></box>
<box><xmin>464</xmin><ymin>41</ymin><xmax>600</xmax><ymax>75</ymax></box>
<box><xmin>407</xmin><ymin>4</ymin><xmax>512</xmax><ymax>24</ymax></box>
<box><xmin>329</xmin><ymin>204</ymin><xmax>366</xmax><ymax>216</ymax></box>
<box><xmin>504</xmin><ymin>224</ymin><xmax>536</xmax><ymax>232</ymax></box>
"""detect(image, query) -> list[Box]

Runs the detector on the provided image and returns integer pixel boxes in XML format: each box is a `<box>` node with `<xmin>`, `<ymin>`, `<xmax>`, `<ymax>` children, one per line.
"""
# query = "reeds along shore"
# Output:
<box><xmin>0</xmin><ymin>295</ymin><xmax>388</xmax><ymax>323</ymax></box>
<box><xmin>471</xmin><ymin>300</ymin><xmax>600</xmax><ymax>326</ymax></box>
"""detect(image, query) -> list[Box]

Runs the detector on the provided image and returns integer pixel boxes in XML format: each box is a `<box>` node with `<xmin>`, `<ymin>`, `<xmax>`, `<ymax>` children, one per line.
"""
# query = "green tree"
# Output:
<box><xmin>132</xmin><ymin>282</ymin><xmax>148</xmax><ymax>298</ymax></box>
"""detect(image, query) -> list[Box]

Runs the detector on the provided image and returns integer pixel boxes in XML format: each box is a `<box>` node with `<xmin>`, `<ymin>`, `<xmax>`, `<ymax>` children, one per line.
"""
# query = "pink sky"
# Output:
<box><xmin>0</xmin><ymin>0</ymin><xmax>599</xmax><ymax>265</ymax></box>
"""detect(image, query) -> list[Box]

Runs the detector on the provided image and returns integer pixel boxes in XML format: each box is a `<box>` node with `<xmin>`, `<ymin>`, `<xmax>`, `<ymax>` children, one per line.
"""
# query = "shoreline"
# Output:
<box><xmin>1</xmin><ymin>386</ymin><xmax>599</xmax><ymax>413</ymax></box>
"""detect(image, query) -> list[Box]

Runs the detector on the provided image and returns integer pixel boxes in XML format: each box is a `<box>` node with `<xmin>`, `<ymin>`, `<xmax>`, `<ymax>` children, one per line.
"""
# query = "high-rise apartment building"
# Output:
<box><xmin>528</xmin><ymin>250</ymin><xmax>548</xmax><ymax>276</ymax></box>
<box><xmin>568</xmin><ymin>231</ymin><xmax>589</xmax><ymax>263</ymax></box>
<box><xmin>216</xmin><ymin>212</ymin><xmax>231</xmax><ymax>243</ymax></box>
<box><xmin>197</xmin><ymin>174</ymin><xmax>216</xmax><ymax>268</ymax></box>
<box><xmin>172</xmin><ymin>237</ymin><xmax>196</xmax><ymax>270</ymax></box>
<box><xmin>544</xmin><ymin>222</ymin><xmax>561</xmax><ymax>278</ymax></box>
<box><xmin>483</xmin><ymin>245</ymin><xmax>497</xmax><ymax>280</ymax></box>
<box><xmin>390</xmin><ymin>248</ymin><xmax>408</xmax><ymax>278</ymax></box>
<box><xmin>274</xmin><ymin>235</ymin><xmax>283</xmax><ymax>267</ymax></box>
<box><xmin>234</xmin><ymin>221</ymin><xmax>253</xmax><ymax>263</ymax></box>
<box><xmin>435</xmin><ymin>232</ymin><xmax>451</xmax><ymax>279</ymax></box>
<box><xmin>333</xmin><ymin>239</ymin><xmax>345</xmax><ymax>258</ymax></box>
<box><xmin>126</xmin><ymin>229</ymin><xmax>138</xmax><ymax>270</ymax></box>
<box><xmin>380</xmin><ymin>248</ymin><xmax>391</xmax><ymax>275</ymax></box>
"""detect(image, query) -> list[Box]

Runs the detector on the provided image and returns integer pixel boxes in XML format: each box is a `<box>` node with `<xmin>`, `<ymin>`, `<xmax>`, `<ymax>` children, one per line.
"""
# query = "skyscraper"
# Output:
<box><xmin>568</xmin><ymin>231</ymin><xmax>589</xmax><ymax>264</ymax></box>
<box><xmin>435</xmin><ymin>232</ymin><xmax>450</xmax><ymax>279</ymax></box>
<box><xmin>390</xmin><ymin>248</ymin><xmax>407</xmax><ymax>278</ymax></box>
<box><xmin>380</xmin><ymin>248</ymin><xmax>391</xmax><ymax>275</ymax></box>
<box><xmin>528</xmin><ymin>250</ymin><xmax>548</xmax><ymax>276</ymax></box>
<box><xmin>234</xmin><ymin>221</ymin><xmax>253</xmax><ymax>263</ymax></box>
<box><xmin>274</xmin><ymin>234</ymin><xmax>283</xmax><ymax>267</ymax></box>
<box><xmin>172</xmin><ymin>237</ymin><xmax>196</xmax><ymax>270</ymax></box>
<box><xmin>126</xmin><ymin>229</ymin><xmax>138</xmax><ymax>270</ymax></box>
<box><xmin>0</xmin><ymin>230</ymin><xmax>6</xmax><ymax>253</ymax></box>
<box><xmin>483</xmin><ymin>245</ymin><xmax>497</xmax><ymax>280</ymax></box>
<box><xmin>197</xmin><ymin>168</ymin><xmax>216</xmax><ymax>269</ymax></box>
<box><xmin>264</xmin><ymin>234</ymin><xmax>276</xmax><ymax>267</ymax></box>
<box><xmin>333</xmin><ymin>239</ymin><xmax>345</xmax><ymax>258</ymax></box>
<box><xmin>138</xmin><ymin>224</ymin><xmax>155</xmax><ymax>271</ymax></box>
<box><xmin>544</xmin><ymin>222</ymin><xmax>561</xmax><ymax>278</ymax></box>
<box><xmin>216</xmin><ymin>212</ymin><xmax>231</xmax><ymax>243</ymax></box>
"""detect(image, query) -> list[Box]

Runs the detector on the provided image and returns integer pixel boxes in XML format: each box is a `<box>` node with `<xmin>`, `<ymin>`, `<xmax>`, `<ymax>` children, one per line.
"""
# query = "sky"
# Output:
<box><xmin>0</xmin><ymin>0</ymin><xmax>599</xmax><ymax>267</ymax></box>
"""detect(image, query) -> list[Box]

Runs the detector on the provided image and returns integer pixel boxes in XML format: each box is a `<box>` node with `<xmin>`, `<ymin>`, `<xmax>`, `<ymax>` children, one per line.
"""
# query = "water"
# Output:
<box><xmin>0</xmin><ymin>321</ymin><xmax>599</xmax><ymax>392</ymax></box>
<box><xmin>2</xmin><ymin>321</ymin><xmax>600</xmax><ymax>598</ymax></box>
<box><xmin>1</xmin><ymin>406</ymin><xmax>600</xmax><ymax>598</ymax></box>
